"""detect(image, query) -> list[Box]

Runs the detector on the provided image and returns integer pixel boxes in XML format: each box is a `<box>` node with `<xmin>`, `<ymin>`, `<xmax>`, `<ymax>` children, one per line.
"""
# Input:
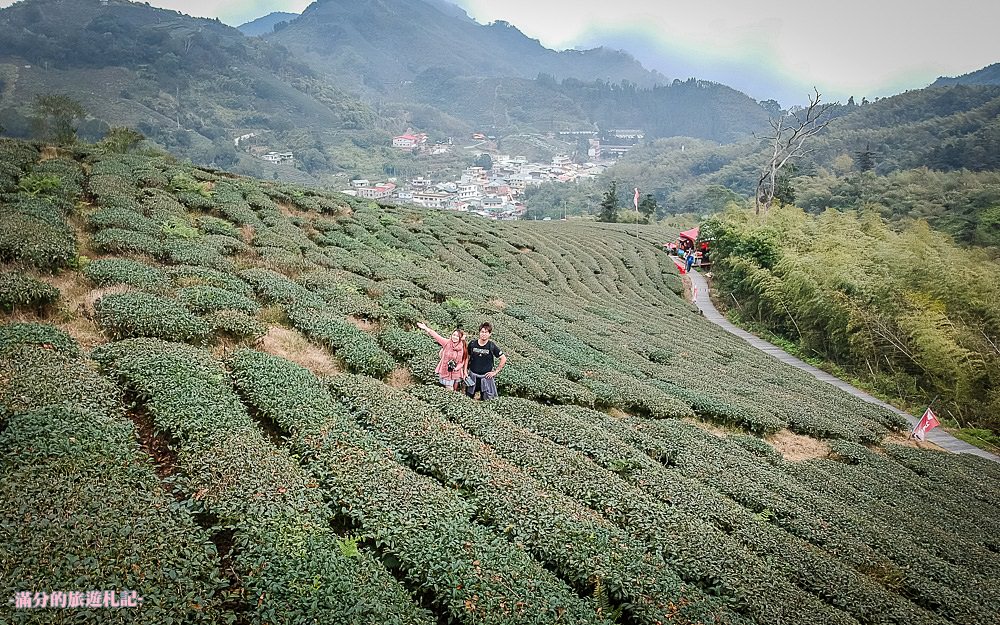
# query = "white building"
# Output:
<box><xmin>458</xmin><ymin>184</ymin><xmax>479</xmax><ymax>201</ymax></box>
<box><xmin>392</xmin><ymin>133</ymin><xmax>428</xmax><ymax>149</ymax></box>
<box><xmin>357</xmin><ymin>182</ymin><xmax>397</xmax><ymax>200</ymax></box>
<box><xmin>261</xmin><ymin>151</ymin><xmax>293</xmax><ymax>164</ymax></box>
<box><xmin>412</xmin><ymin>191</ymin><xmax>449</xmax><ymax>209</ymax></box>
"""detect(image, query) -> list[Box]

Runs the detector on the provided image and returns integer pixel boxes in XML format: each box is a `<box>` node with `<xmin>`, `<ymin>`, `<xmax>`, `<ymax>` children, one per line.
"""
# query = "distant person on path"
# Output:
<box><xmin>685</xmin><ymin>249</ymin><xmax>696</xmax><ymax>272</ymax></box>
<box><xmin>465</xmin><ymin>322</ymin><xmax>506</xmax><ymax>400</ymax></box>
<box><xmin>416</xmin><ymin>322</ymin><xmax>468</xmax><ymax>392</ymax></box>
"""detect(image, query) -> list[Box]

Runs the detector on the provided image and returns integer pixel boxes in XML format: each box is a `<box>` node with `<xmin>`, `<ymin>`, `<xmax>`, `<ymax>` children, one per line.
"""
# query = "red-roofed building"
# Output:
<box><xmin>392</xmin><ymin>133</ymin><xmax>428</xmax><ymax>149</ymax></box>
<box><xmin>357</xmin><ymin>182</ymin><xmax>397</xmax><ymax>200</ymax></box>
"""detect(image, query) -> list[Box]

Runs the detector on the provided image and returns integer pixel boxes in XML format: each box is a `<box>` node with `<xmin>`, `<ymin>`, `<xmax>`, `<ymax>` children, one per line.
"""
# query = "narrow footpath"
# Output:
<box><xmin>686</xmin><ymin>270</ymin><xmax>999</xmax><ymax>463</ymax></box>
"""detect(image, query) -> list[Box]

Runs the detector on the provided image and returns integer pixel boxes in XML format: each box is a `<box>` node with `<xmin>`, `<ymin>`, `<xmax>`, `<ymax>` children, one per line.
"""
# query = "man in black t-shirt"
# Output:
<box><xmin>465</xmin><ymin>322</ymin><xmax>506</xmax><ymax>400</ymax></box>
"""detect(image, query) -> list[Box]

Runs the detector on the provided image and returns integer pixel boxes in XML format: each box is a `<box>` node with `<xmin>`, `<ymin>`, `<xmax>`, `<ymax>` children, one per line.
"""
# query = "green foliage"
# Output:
<box><xmin>197</xmin><ymin>215</ymin><xmax>242</xmax><ymax>238</ymax></box>
<box><xmin>175</xmin><ymin>285</ymin><xmax>260</xmax><ymax>316</ymax></box>
<box><xmin>0</xmin><ymin>322</ymin><xmax>80</xmax><ymax>358</ymax></box>
<box><xmin>91</xmin><ymin>338</ymin><xmax>433</xmax><ymax>624</ymax></box>
<box><xmin>97</xmin><ymin>126</ymin><xmax>145</xmax><ymax>153</ymax></box>
<box><xmin>87</xmin><ymin>204</ymin><xmax>161</xmax><ymax>235</ymax></box>
<box><xmin>638</xmin><ymin>193</ymin><xmax>657</xmax><ymax>222</ymax></box>
<box><xmin>710</xmin><ymin>205</ymin><xmax>1000</xmax><ymax>431</ymax></box>
<box><xmin>239</xmin><ymin>268</ymin><xmax>325</xmax><ymax>307</ymax></box>
<box><xmin>17</xmin><ymin>172</ymin><xmax>62</xmax><ymax>197</ymax></box>
<box><xmin>598</xmin><ymin>179</ymin><xmax>620</xmax><ymax>223</ymax></box>
<box><xmin>0</xmin><ymin>344</ymin><xmax>228</xmax><ymax>623</ymax></box>
<box><xmin>229</xmin><ymin>353</ymin><xmax>602</xmax><ymax>625</ymax></box>
<box><xmin>161</xmin><ymin>216</ymin><xmax>201</xmax><ymax>239</ymax></box>
<box><xmin>205</xmin><ymin>309</ymin><xmax>267</xmax><ymax>342</ymax></box>
<box><xmin>167</xmin><ymin>265</ymin><xmax>253</xmax><ymax>297</ymax></box>
<box><xmin>83</xmin><ymin>258</ymin><xmax>169</xmax><ymax>291</ymax></box>
<box><xmin>0</xmin><ymin>195</ymin><xmax>77</xmax><ymax>270</ymax></box>
<box><xmin>287</xmin><ymin>305</ymin><xmax>395</xmax><ymax>378</ymax></box>
<box><xmin>32</xmin><ymin>93</ymin><xmax>86</xmax><ymax>144</ymax></box>
<box><xmin>91</xmin><ymin>227</ymin><xmax>164</xmax><ymax>257</ymax></box>
<box><xmin>94</xmin><ymin>291</ymin><xmax>210</xmax><ymax>343</ymax></box>
<box><xmin>0</xmin><ymin>272</ymin><xmax>60</xmax><ymax>313</ymax></box>
<box><xmin>171</xmin><ymin>172</ymin><xmax>212</xmax><ymax>198</ymax></box>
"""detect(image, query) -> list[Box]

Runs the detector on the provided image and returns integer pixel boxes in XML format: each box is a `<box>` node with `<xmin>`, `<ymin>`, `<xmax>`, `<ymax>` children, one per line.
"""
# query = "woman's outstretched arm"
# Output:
<box><xmin>416</xmin><ymin>321</ymin><xmax>448</xmax><ymax>346</ymax></box>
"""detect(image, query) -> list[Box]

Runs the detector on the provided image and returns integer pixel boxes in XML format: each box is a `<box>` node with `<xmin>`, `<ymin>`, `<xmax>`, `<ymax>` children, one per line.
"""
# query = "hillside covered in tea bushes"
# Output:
<box><xmin>1</xmin><ymin>137</ymin><xmax>999</xmax><ymax>625</ymax></box>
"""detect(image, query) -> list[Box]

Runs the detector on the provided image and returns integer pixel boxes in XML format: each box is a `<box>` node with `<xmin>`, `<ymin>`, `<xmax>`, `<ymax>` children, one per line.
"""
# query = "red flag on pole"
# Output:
<box><xmin>912</xmin><ymin>407</ymin><xmax>940</xmax><ymax>441</ymax></box>
<box><xmin>633</xmin><ymin>187</ymin><xmax>640</xmax><ymax>211</ymax></box>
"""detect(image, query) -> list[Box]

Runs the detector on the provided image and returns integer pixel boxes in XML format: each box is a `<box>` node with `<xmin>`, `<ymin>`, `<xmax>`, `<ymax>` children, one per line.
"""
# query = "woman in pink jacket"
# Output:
<box><xmin>416</xmin><ymin>321</ymin><xmax>468</xmax><ymax>391</ymax></box>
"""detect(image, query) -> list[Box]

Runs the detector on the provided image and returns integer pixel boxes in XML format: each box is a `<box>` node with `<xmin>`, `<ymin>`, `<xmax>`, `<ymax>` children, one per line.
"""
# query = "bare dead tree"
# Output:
<box><xmin>755</xmin><ymin>88</ymin><xmax>832</xmax><ymax>214</ymax></box>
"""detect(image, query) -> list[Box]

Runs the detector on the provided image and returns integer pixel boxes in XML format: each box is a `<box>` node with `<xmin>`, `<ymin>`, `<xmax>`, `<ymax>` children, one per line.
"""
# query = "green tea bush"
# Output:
<box><xmin>255</xmin><ymin>245</ymin><xmax>313</xmax><ymax>274</ymax></box>
<box><xmin>487</xmin><ymin>398</ymin><xmax>932</xmax><ymax>625</ymax></box>
<box><xmin>176</xmin><ymin>191</ymin><xmax>215</xmax><ymax>211</ymax></box>
<box><xmin>160</xmin><ymin>216</ymin><xmax>200</xmax><ymax>239</ymax></box>
<box><xmin>0</xmin><ymin>323</ymin><xmax>80</xmax><ymax>358</ymax></box>
<box><xmin>141</xmin><ymin>188</ymin><xmax>189</xmax><ymax>221</ymax></box>
<box><xmin>0</xmin><ymin>346</ymin><xmax>118</xmax><ymax>418</ymax></box>
<box><xmin>87</xmin><ymin>204</ymin><xmax>161</xmax><ymax>234</ymax></box>
<box><xmin>91</xmin><ymin>227</ymin><xmax>164</xmax><ymax>257</ymax></box>
<box><xmin>197</xmin><ymin>215</ymin><xmax>241</xmax><ymax>238</ymax></box>
<box><xmin>0</xmin><ymin>199</ymin><xmax>77</xmax><ymax>269</ymax></box>
<box><xmin>253</xmin><ymin>224</ymin><xmax>314</xmax><ymax>253</ymax></box>
<box><xmin>94</xmin><ymin>292</ymin><xmax>210</xmax><ymax>343</ymax></box>
<box><xmin>580</xmin><ymin>370</ymin><xmax>694</xmax><ymax>419</ymax></box>
<box><xmin>378</xmin><ymin>326</ymin><xmax>435</xmax><ymax>361</ymax></box>
<box><xmin>0</xmin><ymin>193</ymin><xmax>66</xmax><ymax>226</ymax></box>
<box><xmin>229</xmin><ymin>352</ymin><xmax>606</xmax><ymax>625</ymax></box>
<box><xmin>0</xmin><ymin>272</ymin><xmax>60</xmax><ymax>313</ymax></box>
<box><xmin>729</xmin><ymin>434</ymin><xmax>785</xmax><ymax>465</ymax></box>
<box><xmin>83</xmin><ymin>258</ymin><xmax>169</xmax><ymax>291</ymax></box>
<box><xmin>216</xmin><ymin>201</ymin><xmax>260</xmax><ymax>227</ymax></box>
<box><xmin>169</xmin><ymin>172</ymin><xmax>210</xmax><ymax>195</ymax></box>
<box><xmin>0</xmin><ymin>383</ymin><xmax>227</xmax><ymax>624</ymax></box>
<box><xmin>310</xmin><ymin>284</ymin><xmax>384</xmax><ymax>319</ymax></box>
<box><xmin>92</xmin><ymin>339</ymin><xmax>430</xmax><ymax>624</ymax></box>
<box><xmin>500</xmin><ymin>360</ymin><xmax>597</xmax><ymax>405</ymax></box>
<box><xmin>0</xmin><ymin>138</ymin><xmax>38</xmax><ymax>176</ymax></box>
<box><xmin>87</xmin><ymin>172</ymin><xmax>137</xmax><ymax>205</ymax></box>
<box><xmin>33</xmin><ymin>158</ymin><xmax>84</xmax><ymax>197</ymax></box>
<box><xmin>0</xmin><ymin>348</ymin><xmax>228</xmax><ymax>624</ymax></box>
<box><xmin>205</xmin><ymin>310</ymin><xmax>267</xmax><ymax>343</ymax></box>
<box><xmin>238</xmin><ymin>268</ymin><xmax>325</xmax><ymax>308</ymax></box>
<box><xmin>200</xmin><ymin>234</ymin><xmax>251</xmax><ymax>256</ymax></box>
<box><xmin>328</xmin><ymin>376</ymin><xmax>736</xmax><ymax>625</ymax></box>
<box><xmin>166</xmin><ymin>265</ymin><xmax>252</xmax><ymax>297</ymax></box>
<box><xmin>288</xmin><ymin>306</ymin><xmax>395</xmax><ymax>378</ymax></box>
<box><xmin>0</xmin><ymin>161</ymin><xmax>22</xmax><ymax>193</ymax></box>
<box><xmin>175</xmin><ymin>286</ymin><xmax>260</xmax><ymax>316</ymax></box>
<box><xmin>133</xmin><ymin>167</ymin><xmax>170</xmax><ymax>189</ymax></box>
<box><xmin>162</xmin><ymin>239</ymin><xmax>233</xmax><ymax>271</ymax></box>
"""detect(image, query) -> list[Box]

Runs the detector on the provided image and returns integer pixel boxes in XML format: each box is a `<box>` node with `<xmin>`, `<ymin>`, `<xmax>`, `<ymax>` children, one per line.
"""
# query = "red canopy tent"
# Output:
<box><xmin>679</xmin><ymin>227</ymin><xmax>699</xmax><ymax>243</ymax></box>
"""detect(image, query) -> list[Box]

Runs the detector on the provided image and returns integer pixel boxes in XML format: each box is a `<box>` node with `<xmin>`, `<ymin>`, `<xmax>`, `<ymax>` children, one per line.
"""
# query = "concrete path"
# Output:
<box><xmin>687</xmin><ymin>269</ymin><xmax>999</xmax><ymax>463</ymax></box>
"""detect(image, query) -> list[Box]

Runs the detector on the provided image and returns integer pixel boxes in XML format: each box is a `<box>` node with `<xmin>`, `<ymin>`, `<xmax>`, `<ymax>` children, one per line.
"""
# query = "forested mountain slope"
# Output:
<box><xmin>0</xmin><ymin>0</ymin><xmax>382</xmax><ymax>181</ymax></box>
<box><xmin>267</xmin><ymin>0</ymin><xmax>665</xmax><ymax>90</ymax></box>
<box><xmin>237</xmin><ymin>11</ymin><xmax>300</xmax><ymax>37</ymax></box>
<box><xmin>932</xmin><ymin>63</ymin><xmax>1000</xmax><ymax>87</ymax></box>
<box><xmin>2</xmin><ymin>136</ymin><xmax>998</xmax><ymax>624</ymax></box>
<box><xmin>570</xmin><ymin>82</ymin><xmax>1000</xmax><ymax>243</ymax></box>
<box><xmin>267</xmin><ymin>0</ymin><xmax>771</xmax><ymax>144</ymax></box>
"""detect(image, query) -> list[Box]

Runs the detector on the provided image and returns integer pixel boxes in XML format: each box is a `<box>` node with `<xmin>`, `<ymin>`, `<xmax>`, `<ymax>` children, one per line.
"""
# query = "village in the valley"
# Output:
<box><xmin>238</xmin><ymin>128</ymin><xmax>645</xmax><ymax>220</ymax></box>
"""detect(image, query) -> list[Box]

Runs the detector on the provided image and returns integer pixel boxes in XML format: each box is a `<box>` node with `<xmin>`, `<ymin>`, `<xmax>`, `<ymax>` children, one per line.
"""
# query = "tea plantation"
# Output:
<box><xmin>1</xmin><ymin>137</ymin><xmax>998</xmax><ymax>625</ymax></box>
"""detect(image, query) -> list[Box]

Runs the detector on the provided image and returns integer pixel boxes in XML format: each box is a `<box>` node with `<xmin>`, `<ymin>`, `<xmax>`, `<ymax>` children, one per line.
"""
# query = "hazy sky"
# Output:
<box><xmin>7</xmin><ymin>0</ymin><xmax>997</xmax><ymax>105</ymax></box>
